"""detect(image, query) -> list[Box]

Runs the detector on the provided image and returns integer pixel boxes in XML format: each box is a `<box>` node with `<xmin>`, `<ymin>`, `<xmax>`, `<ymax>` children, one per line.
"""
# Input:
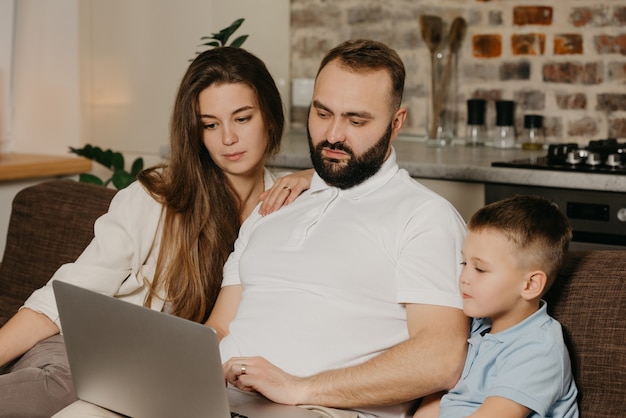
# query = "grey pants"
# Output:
<box><xmin>0</xmin><ymin>334</ymin><xmax>78</xmax><ymax>418</ymax></box>
<box><xmin>55</xmin><ymin>401</ymin><xmax>360</xmax><ymax>418</ymax></box>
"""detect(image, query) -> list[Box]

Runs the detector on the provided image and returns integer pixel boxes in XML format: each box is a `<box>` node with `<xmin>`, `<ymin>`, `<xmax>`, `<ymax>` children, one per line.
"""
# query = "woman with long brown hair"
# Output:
<box><xmin>0</xmin><ymin>46</ymin><xmax>310</xmax><ymax>417</ymax></box>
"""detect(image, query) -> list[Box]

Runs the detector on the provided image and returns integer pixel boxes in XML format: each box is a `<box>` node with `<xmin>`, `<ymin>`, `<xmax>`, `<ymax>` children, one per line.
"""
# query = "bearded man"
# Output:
<box><xmin>209</xmin><ymin>39</ymin><xmax>469</xmax><ymax>418</ymax></box>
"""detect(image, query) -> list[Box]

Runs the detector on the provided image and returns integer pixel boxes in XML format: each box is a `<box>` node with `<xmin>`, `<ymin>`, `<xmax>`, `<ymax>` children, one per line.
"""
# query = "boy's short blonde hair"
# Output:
<box><xmin>468</xmin><ymin>195</ymin><xmax>572</xmax><ymax>293</ymax></box>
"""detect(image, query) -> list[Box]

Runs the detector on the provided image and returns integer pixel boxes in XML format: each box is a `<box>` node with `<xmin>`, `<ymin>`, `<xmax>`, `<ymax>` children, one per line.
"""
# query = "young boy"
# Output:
<box><xmin>438</xmin><ymin>195</ymin><xmax>579</xmax><ymax>418</ymax></box>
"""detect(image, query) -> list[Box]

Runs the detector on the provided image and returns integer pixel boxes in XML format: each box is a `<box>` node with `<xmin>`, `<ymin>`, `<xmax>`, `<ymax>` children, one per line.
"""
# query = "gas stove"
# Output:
<box><xmin>488</xmin><ymin>138</ymin><xmax>626</xmax><ymax>250</ymax></box>
<box><xmin>491</xmin><ymin>139</ymin><xmax>626</xmax><ymax>175</ymax></box>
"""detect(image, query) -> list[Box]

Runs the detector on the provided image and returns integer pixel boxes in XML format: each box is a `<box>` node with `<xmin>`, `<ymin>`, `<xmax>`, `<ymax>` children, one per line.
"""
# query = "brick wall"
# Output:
<box><xmin>290</xmin><ymin>0</ymin><xmax>626</xmax><ymax>143</ymax></box>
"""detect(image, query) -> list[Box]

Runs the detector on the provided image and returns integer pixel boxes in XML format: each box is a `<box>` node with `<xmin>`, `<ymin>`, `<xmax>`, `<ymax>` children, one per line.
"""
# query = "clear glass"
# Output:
<box><xmin>521</xmin><ymin>127</ymin><xmax>545</xmax><ymax>150</ymax></box>
<box><xmin>465</xmin><ymin>124</ymin><xmax>486</xmax><ymax>146</ymax></box>
<box><xmin>426</xmin><ymin>48</ymin><xmax>457</xmax><ymax>147</ymax></box>
<box><xmin>493</xmin><ymin>126</ymin><xmax>516</xmax><ymax>149</ymax></box>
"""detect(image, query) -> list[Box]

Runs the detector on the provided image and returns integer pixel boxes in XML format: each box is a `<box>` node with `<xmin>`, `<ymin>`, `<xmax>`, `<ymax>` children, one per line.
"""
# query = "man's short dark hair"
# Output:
<box><xmin>316</xmin><ymin>39</ymin><xmax>405</xmax><ymax>111</ymax></box>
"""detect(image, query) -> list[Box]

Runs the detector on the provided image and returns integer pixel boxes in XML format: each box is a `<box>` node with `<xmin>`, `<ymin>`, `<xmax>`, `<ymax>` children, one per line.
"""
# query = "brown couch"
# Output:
<box><xmin>0</xmin><ymin>179</ymin><xmax>116</xmax><ymax>326</ymax></box>
<box><xmin>1</xmin><ymin>179</ymin><xmax>625</xmax><ymax>417</ymax></box>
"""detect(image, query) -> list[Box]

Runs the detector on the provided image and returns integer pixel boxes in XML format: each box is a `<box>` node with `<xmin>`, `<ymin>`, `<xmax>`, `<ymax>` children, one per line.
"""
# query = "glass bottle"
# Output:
<box><xmin>465</xmin><ymin>98</ymin><xmax>486</xmax><ymax>146</ymax></box>
<box><xmin>521</xmin><ymin>114</ymin><xmax>545</xmax><ymax>150</ymax></box>
<box><xmin>493</xmin><ymin>100</ymin><xmax>516</xmax><ymax>149</ymax></box>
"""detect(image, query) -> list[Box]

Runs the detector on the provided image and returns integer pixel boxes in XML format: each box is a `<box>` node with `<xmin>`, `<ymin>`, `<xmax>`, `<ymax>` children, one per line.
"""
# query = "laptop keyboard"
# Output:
<box><xmin>231</xmin><ymin>412</ymin><xmax>249</xmax><ymax>418</ymax></box>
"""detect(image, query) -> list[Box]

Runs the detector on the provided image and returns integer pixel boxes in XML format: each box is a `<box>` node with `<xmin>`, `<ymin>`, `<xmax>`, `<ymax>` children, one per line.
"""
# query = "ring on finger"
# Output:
<box><xmin>282</xmin><ymin>186</ymin><xmax>292</xmax><ymax>192</ymax></box>
<box><xmin>240</xmin><ymin>364</ymin><xmax>247</xmax><ymax>375</ymax></box>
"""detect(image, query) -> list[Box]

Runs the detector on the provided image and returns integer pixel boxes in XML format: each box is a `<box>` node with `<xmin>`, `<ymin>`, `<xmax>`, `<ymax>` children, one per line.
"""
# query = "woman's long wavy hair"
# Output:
<box><xmin>138</xmin><ymin>47</ymin><xmax>284</xmax><ymax>323</ymax></box>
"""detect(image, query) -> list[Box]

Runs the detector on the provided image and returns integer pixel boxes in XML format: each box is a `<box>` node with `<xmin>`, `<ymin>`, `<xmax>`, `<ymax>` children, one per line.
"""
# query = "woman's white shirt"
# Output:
<box><xmin>22</xmin><ymin>169</ymin><xmax>277</xmax><ymax>330</ymax></box>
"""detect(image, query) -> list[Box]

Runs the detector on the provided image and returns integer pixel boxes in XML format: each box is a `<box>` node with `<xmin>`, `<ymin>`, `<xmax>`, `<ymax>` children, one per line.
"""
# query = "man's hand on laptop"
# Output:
<box><xmin>223</xmin><ymin>356</ymin><xmax>307</xmax><ymax>405</ymax></box>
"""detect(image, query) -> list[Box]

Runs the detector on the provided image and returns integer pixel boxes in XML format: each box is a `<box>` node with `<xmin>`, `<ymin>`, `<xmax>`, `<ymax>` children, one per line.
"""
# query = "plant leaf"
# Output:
<box><xmin>220</xmin><ymin>18</ymin><xmax>245</xmax><ymax>45</ymax></box>
<box><xmin>229</xmin><ymin>35</ymin><xmax>248</xmax><ymax>48</ymax></box>
<box><xmin>194</xmin><ymin>18</ymin><xmax>246</xmax><ymax>58</ymax></box>
<box><xmin>70</xmin><ymin>145</ymin><xmax>119</xmax><ymax>170</ymax></box>
<box><xmin>68</xmin><ymin>146</ymin><xmax>83</xmax><ymax>157</ymax></box>
<box><xmin>78</xmin><ymin>173</ymin><xmax>104</xmax><ymax>186</ymax></box>
<box><xmin>69</xmin><ymin>144</ymin><xmax>96</xmax><ymax>159</ymax></box>
<box><xmin>98</xmin><ymin>148</ymin><xmax>113</xmax><ymax>168</ymax></box>
<box><xmin>227</xmin><ymin>18</ymin><xmax>245</xmax><ymax>34</ymax></box>
<box><xmin>112</xmin><ymin>170</ymin><xmax>135</xmax><ymax>190</ymax></box>
<box><xmin>70</xmin><ymin>143</ymin><xmax>141</xmax><ymax>190</ymax></box>
<box><xmin>110</xmin><ymin>152</ymin><xmax>125</xmax><ymax>170</ymax></box>
<box><xmin>130</xmin><ymin>157</ymin><xmax>144</xmax><ymax>177</ymax></box>
<box><xmin>211</xmin><ymin>30</ymin><xmax>226</xmax><ymax>45</ymax></box>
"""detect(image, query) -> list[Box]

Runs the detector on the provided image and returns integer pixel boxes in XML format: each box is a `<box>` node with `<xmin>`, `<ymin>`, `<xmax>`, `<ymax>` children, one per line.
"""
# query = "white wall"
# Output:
<box><xmin>84</xmin><ymin>0</ymin><xmax>290</xmax><ymax>163</ymax></box>
<box><xmin>11</xmin><ymin>0</ymin><xmax>82</xmax><ymax>155</ymax></box>
<box><xmin>82</xmin><ymin>0</ymin><xmax>211</xmax><ymax>162</ymax></box>
<box><xmin>0</xmin><ymin>0</ymin><xmax>15</xmax><ymax>152</ymax></box>
<box><xmin>4</xmin><ymin>0</ymin><xmax>290</xmax><ymax>160</ymax></box>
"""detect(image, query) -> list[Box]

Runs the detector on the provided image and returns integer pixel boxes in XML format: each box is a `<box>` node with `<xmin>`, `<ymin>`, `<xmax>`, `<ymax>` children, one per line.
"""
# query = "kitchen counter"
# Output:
<box><xmin>270</xmin><ymin>133</ymin><xmax>626</xmax><ymax>193</ymax></box>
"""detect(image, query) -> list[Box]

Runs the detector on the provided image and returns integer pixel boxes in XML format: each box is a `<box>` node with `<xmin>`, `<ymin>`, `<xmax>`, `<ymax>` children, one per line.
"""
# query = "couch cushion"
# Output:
<box><xmin>0</xmin><ymin>180</ymin><xmax>116</xmax><ymax>325</ymax></box>
<box><xmin>545</xmin><ymin>250</ymin><xmax>626</xmax><ymax>418</ymax></box>
<box><xmin>0</xmin><ymin>294</ymin><xmax>23</xmax><ymax>327</ymax></box>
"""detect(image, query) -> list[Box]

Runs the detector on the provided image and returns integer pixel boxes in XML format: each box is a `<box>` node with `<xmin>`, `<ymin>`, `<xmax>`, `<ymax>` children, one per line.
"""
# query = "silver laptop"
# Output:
<box><xmin>53</xmin><ymin>280</ymin><xmax>322</xmax><ymax>418</ymax></box>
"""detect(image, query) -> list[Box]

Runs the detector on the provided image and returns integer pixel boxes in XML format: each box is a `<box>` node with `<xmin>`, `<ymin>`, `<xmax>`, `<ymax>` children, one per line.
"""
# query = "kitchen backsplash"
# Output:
<box><xmin>290</xmin><ymin>0</ymin><xmax>626</xmax><ymax>144</ymax></box>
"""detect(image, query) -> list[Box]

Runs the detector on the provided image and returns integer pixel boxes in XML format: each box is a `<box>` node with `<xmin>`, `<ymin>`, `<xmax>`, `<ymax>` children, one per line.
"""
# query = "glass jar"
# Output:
<box><xmin>493</xmin><ymin>100</ymin><xmax>516</xmax><ymax>149</ymax></box>
<box><xmin>465</xmin><ymin>98</ymin><xmax>487</xmax><ymax>146</ymax></box>
<box><xmin>521</xmin><ymin>114</ymin><xmax>545</xmax><ymax>150</ymax></box>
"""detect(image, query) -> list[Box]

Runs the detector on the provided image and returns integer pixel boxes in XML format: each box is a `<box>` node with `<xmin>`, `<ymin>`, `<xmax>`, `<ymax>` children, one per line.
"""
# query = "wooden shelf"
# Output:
<box><xmin>0</xmin><ymin>153</ymin><xmax>92</xmax><ymax>181</ymax></box>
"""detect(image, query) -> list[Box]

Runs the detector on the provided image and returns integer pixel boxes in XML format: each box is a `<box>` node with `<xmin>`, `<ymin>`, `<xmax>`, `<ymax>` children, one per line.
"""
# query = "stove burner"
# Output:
<box><xmin>492</xmin><ymin>138</ymin><xmax>626</xmax><ymax>175</ymax></box>
<box><xmin>565</xmin><ymin>150</ymin><xmax>582</xmax><ymax>165</ymax></box>
<box><xmin>607</xmin><ymin>153</ymin><xmax>622</xmax><ymax>167</ymax></box>
<box><xmin>586</xmin><ymin>152</ymin><xmax>602</xmax><ymax>166</ymax></box>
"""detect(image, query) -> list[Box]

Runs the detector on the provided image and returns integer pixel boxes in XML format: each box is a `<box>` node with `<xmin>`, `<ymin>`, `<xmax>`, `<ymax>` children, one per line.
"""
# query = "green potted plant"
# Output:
<box><xmin>69</xmin><ymin>145</ymin><xmax>143</xmax><ymax>190</ymax></box>
<box><xmin>197</xmin><ymin>18</ymin><xmax>248</xmax><ymax>52</ymax></box>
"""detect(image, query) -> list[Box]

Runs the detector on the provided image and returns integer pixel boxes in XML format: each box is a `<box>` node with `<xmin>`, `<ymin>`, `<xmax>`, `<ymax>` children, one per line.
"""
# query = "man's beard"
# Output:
<box><xmin>307</xmin><ymin>123</ymin><xmax>392</xmax><ymax>190</ymax></box>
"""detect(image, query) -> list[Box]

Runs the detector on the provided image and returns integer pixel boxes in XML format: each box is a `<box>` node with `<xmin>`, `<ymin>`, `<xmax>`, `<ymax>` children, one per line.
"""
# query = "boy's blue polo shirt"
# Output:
<box><xmin>439</xmin><ymin>302</ymin><xmax>579</xmax><ymax>418</ymax></box>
